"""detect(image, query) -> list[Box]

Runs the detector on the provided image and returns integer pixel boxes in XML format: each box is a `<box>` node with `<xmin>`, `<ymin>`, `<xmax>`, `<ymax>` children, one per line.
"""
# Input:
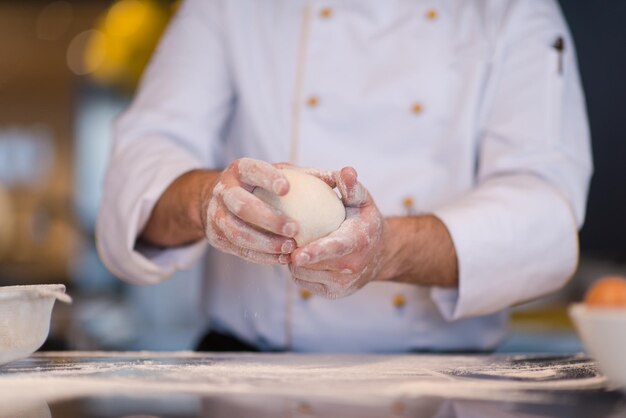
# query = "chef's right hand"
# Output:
<box><xmin>203</xmin><ymin>158</ymin><xmax>298</xmax><ymax>265</ymax></box>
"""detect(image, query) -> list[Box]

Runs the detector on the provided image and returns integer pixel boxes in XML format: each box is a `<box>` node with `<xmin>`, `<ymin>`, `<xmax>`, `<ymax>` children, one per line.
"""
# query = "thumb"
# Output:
<box><xmin>336</xmin><ymin>167</ymin><xmax>369</xmax><ymax>207</ymax></box>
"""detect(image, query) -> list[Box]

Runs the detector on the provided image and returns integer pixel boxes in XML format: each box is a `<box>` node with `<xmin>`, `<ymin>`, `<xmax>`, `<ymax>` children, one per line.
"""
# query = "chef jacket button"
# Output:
<box><xmin>300</xmin><ymin>289</ymin><xmax>313</xmax><ymax>300</ymax></box>
<box><xmin>391</xmin><ymin>401</ymin><xmax>406</xmax><ymax>415</ymax></box>
<box><xmin>319</xmin><ymin>7</ymin><xmax>333</xmax><ymax>19</ymax></box>
<box><xmin>426</xmin><ymin>9</ymin><xmax>438</xmax><ymax>21</ymax></box>
<box><xmin>393</xmin><ymin>294</ymin><xmax>406</xmax><ymax>309</ymax></box>
<box><xmin>306</xmin><ymin>96</ymin><xmax>319</xmax><ymax>107</ymax></box>
<box><xmin>411</xmin><ymin>102</ymin><xmax>424</xmax><ymax>114</ymax></box>
<box><xmin>297</xmin><ymin>402</ymin><xmax>313</xmax><ymax>414</ymax></box>
<box><xmin>403</xmin><ymin>196</ymin><xmax>415</xmax><ymax>216</ymax></box>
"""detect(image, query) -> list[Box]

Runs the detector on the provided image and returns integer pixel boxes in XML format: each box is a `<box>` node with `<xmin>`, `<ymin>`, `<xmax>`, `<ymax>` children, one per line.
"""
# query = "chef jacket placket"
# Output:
<box><xmin>291</xmin><ymin>2</ymin><xmax>416</xmax><ymax>352</ymax></box>
<box><xmin>286</xmin><ymin>1</ymin><xmax>336</xmax><ymax>350</ymax></box>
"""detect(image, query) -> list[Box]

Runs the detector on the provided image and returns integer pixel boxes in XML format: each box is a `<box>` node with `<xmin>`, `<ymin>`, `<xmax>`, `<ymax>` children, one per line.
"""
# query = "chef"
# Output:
<box><xmin>97</xmin><ymin>0</ymin><xmax>592</xmax><ymax>352</ymax></box>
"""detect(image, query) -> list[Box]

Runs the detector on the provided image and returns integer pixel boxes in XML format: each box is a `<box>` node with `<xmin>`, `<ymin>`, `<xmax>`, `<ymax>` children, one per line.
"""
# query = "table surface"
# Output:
<box><xmin>0</xmin><ymin>352</ymin><xmax>624</xmax><ymax>418</ymax></box>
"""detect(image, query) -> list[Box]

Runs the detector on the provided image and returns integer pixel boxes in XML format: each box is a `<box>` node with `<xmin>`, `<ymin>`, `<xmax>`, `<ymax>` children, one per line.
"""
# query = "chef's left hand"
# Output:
<box><xmin>290</xmin><ymin>167</ymin><xmax>387</xmax><ymax>299</ymax></box>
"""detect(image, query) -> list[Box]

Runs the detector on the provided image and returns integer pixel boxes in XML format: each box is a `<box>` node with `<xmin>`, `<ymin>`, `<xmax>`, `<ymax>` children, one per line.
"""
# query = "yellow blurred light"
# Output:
<box><xmin>84</xmin><ymin>0</ymin><xmax>171</xmax><ymax>91</ymax></box>
<box><xmin>105</xmin><ymin>0</ymin><xmax>148</xmax><ymax>39</ymax></box>
<box><xmin>94</xmin><ymin>40</ymin><xmax>134</xmax><ymax>84</ymax></box>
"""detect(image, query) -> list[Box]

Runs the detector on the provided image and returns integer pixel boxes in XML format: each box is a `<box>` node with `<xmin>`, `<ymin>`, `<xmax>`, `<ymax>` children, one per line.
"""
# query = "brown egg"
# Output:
<box><xmin>585</xmin><ymin>276</ymin><xmax>626</xmax><ymax>308</ymax></box>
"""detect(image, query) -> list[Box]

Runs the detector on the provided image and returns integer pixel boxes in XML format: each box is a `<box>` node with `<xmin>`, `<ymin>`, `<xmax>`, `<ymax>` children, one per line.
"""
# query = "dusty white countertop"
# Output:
<box><xmin>0</xmin><ymin>352</ymin><xmax>622</xmax><ymax>417</ymax></box>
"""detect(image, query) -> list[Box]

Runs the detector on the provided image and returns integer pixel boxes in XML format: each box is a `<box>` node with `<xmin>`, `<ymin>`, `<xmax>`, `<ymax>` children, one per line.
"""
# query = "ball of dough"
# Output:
<box><xmin>253</xmin><ymin>169</ymin><xmax>346</xmax><ymax>246</ymax></box>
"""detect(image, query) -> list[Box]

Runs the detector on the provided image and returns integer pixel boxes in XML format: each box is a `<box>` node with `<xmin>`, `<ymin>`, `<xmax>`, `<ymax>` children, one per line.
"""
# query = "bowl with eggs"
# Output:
<box><xmin>0</xmin><ymin>284</ymin><xmax>72</xmax><ymax>366</ymax></box>
<box><xmin>569</xmin><ymin>276</ymin><xmax>626</xmax><ymax>390</ymax></box>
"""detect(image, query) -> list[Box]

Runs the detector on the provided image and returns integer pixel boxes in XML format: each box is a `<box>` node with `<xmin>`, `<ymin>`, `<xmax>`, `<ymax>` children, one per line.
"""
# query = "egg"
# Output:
<box><xmin>584</xmin><ymin>276</ymin><xmax>626</xmax><ymax>308</ymax></box>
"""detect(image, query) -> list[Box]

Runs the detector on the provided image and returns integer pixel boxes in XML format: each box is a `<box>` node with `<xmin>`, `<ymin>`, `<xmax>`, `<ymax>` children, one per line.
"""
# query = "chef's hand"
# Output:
<box><xmin>141</xmin><ymin>160</ymin><xmax>458</xmax><ymax>289</ymax></box>
<box><xmin>289</xmin><ymin>167</ymin><xmax>387</xmax><ymax>299</ymax></box>
<box><xmin>202</xmin><ymin>158</ymin><xmax>299</xmax><ymax>265</ymax></box>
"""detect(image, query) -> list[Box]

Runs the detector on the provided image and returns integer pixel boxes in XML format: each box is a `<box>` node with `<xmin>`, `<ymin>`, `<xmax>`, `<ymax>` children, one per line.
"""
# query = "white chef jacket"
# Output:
<box><xmin>96</xmin><ymin>0</ymin><xmax>592</xmax><ymax>352</ymax></box>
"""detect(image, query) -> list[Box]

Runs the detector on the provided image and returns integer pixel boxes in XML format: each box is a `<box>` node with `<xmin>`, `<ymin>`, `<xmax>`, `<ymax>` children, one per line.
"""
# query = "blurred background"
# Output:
<box><xmin>0</xmin><ymin>0</ymin><xmax>624</xmax><ymax>353</ymax></box>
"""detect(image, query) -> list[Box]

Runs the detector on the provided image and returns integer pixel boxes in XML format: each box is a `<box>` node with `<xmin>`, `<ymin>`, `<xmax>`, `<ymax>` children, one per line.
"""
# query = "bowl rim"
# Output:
<box><xmin>569</xmin><ymin>302</ymin><xmax>626</xmax><ymax>319</ymax></box>
<box><xmin>0</xmin><ymin>284</ymin><xmax>67</xmax><ymax>302</ymax></box>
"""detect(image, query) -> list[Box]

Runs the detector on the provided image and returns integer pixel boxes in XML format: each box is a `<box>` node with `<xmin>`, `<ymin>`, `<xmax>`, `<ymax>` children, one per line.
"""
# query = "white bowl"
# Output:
<box><xmin>0</xmin><ymin>284</ymin><xmax>72</xmax><ymax>366</ymax></box>
<box><xmin>569</xmin><ymin>303</ymin><xmax>626</xmax><ymax>390</ymax></box>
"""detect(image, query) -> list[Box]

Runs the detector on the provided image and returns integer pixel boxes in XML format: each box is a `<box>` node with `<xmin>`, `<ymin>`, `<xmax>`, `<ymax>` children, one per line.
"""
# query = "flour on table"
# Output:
<box><xmin>0</xmin><ymin>352</ymin><xmax>606</xmax><ymax>407</ymax></box>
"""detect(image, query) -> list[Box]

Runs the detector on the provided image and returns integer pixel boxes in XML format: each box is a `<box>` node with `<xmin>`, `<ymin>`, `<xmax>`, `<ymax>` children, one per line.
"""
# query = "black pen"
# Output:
<box><xmin>553</xmin><ymin>36</ymin><xmax>565</xmax><ymax>75</ymax></box>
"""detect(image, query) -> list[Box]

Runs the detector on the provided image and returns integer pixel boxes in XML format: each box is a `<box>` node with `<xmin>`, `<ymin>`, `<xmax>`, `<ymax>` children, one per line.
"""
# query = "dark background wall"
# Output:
<box><xmin>559</xmin><ymin>0</ymin><xmax>626</xmax><ymax>259</ymax></box>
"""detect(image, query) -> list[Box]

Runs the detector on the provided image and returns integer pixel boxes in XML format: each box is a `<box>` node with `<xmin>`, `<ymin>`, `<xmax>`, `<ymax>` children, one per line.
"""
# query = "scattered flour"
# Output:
<box><xmin>0</xmin><ymin>352</ymin><xmax>608</xmax><ymax>408</ymax></box>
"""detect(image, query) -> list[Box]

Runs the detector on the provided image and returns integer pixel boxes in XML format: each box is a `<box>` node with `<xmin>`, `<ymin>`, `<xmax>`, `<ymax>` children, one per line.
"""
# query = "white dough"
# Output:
<box><xmin>253</xmin><ymin>169</ymin><xmax>346</xmax><ymax>246</ymax></box>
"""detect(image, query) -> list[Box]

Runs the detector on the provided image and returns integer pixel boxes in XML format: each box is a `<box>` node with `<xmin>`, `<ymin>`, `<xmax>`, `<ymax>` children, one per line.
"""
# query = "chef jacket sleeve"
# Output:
<box><xmin>96</xmin><ymin>0</ymin><xmax>232</xmax><ymax>285</ymax></box>
<box><xmin>430</xmin><ymin>0</ymin><xmax>593</xmax><ymax>320</ymax></box>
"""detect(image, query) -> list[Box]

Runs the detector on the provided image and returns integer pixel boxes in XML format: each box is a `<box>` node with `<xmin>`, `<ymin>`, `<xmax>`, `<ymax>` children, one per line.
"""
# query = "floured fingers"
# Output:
<box><xmin>222</xmin><ymin>186</ymin><xmax>299</xmax><ymax>238</ymax></box>
<box><xmin>208</xmin><ymin>225</ymin><xmax>290</xmax><ymax>265</ymax></box>
<box><xmin>237</xmin><ymin>158</ymin><xmax>289</xmax><ymax>195</ymax></box>
<box><xmin>335</xmin><ymin>167</ymin><xmax>369</xmax><ymax>207</ymax></box>
<box><xmin>216</xmin><ymin>209</ymin><xmax>296</xmax><ymax>255</ymax></box>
